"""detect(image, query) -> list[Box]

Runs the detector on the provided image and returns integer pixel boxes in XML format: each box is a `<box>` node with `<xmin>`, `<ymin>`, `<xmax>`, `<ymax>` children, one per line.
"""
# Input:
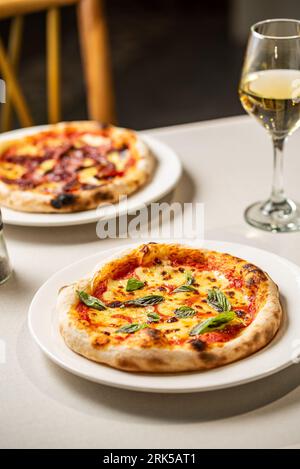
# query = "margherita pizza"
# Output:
<box><xmin>0</xmin><ymin>121</ymin><xmax>154</xmax><ymax>213</ymax></box>
<box><xmin>58</xmin><ymin>243</ymin><xmax>282</xmax><ymax>372</ymax></box>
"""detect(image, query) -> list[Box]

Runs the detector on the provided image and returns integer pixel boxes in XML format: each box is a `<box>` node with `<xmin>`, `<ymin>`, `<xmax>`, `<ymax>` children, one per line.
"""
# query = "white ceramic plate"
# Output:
<box><xmin>0</xmin><ymin>125</ymin><xmax>182</xmax><ymax>227</ymax></box>
<box><xmin>28</xmin><ymin>240</ymin><xmax>299</xmax><ymax>393</ymax></box>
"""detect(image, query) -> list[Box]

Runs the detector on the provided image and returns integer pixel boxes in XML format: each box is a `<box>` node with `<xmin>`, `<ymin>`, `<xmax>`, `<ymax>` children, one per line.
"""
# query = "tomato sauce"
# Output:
<box><xmin>76</xmin><ymin>302</ymin><xmax>91</xmax><ymax>323</ymax></box>
<box><xmin>93</xmin><ymin>280</ymin><xmax>107</xmax><ymax>298</ymax></box>
<box><xmin>111</xmin><ymin>314</ymin><xmax>133</xmax><ymax>323</ymax></box>
<box><xmin>112</xmin><ymin>261</ymin><xmax>138</xmax><ymax>280</ymax></box>
<box><xmin>202</xmin><ymin>324</ymin><xmax>244</xmax><ymax>344</ymax></box>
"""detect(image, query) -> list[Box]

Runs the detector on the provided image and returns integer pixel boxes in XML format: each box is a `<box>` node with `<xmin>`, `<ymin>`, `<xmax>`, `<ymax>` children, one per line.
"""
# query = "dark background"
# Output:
<box><xmin>0</xmin><ymin>0</ymin><xmax>299</xmax><ymax>130</ymax></box>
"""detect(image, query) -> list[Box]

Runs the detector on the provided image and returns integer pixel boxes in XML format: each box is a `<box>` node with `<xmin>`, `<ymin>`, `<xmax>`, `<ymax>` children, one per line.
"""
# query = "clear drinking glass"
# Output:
<box><xmin>0</xmin><ymin>209</ymin><xmax>12</xmax><ymax>284</ymax></box>
<box><xmin>239</xmin><ymin>19</ymin><xmax>300</xmax><ymax>232</ymax></box>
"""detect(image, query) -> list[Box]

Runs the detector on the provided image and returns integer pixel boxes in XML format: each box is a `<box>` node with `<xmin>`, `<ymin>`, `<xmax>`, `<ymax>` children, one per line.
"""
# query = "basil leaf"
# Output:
<box><xmin>189</xmin><ymin>311</ymin><xmax>236</xmax><ymax>336</ymax></box>
<box><xmin>174</xmin><ymin>284</ymin><xmax>197</xmax><ymax>293</ymax></box>
<box><xmin>123</xmin><ymin>295</ymin><xmax>164</xmax><ymax>307</ymax></box>
<box><xmin>77</xmin><ymin>290</ymin><xmax>106</xmax><ymax>311</ymax></box>
<box><xmin>147</xmin><ymin>312</ymin><xmax>160</xmax><ymax>323</ymax></box>
<box><xmin>126</xmin><ymin>277</ymin><xmax>144</xmax><ymax>292</ymax></box>
<box><xmin>174</xmin><ymin>305</ymin><xmax>196</xmax><ymax>318</ymax></box>
<box><xmin>207</xmin><ymin>288</ymin><xmax>231</xmax><ymax>312</ymax></box>
<box><xmin>173</xmin><ymin>273</ymin><xmax>197</xmax><ymax>293</ymax></box>
<box><xmin>116</xmin><ymin>323</ymin><xmax>147</xmax><ymax>334</ymax></box>
<box><xmin>186</xmin><ymin>271</ymin><xmax>194</xmax><ymax>285</ymax></box>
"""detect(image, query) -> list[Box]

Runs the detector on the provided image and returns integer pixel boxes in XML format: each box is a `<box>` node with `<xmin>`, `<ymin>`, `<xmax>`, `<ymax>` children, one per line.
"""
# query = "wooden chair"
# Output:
<box><xmin>0</xmin><ymin>0</ymin><xmax>116</xmax><ymax>131</ymax></box>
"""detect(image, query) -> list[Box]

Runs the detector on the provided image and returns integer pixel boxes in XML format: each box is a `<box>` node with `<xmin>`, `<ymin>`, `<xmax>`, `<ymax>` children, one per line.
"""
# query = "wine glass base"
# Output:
<box><xmin>245</xmin><ymin>199</ymin><xmax>300</xmax><ymax>232</ymax></box>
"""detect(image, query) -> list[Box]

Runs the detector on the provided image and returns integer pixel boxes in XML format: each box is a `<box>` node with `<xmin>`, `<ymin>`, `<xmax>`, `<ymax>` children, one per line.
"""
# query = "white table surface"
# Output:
<box><xmin>2</xmin><ymin>115</ymin><xmax>300</xmax><ymax>449</ymax></box>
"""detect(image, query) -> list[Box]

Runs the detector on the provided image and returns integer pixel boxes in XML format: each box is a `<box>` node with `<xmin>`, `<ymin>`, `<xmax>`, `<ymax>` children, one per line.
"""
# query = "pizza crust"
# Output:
<box><xmin>57</xmin><ymin>244</ymin><xmax>282</xmax><ymax>373</ymax></box>
<box><xmin>0</xmin><ymin>121</ymin><xmax>155</xmax><ymax>213</ymax></box>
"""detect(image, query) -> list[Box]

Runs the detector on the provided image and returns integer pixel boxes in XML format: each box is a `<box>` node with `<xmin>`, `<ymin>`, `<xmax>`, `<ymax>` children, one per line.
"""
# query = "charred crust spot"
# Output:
<box><xmin>144</xmin><ymin>328</ymin><xmax>162</xmax><ymax>340</ymax></box>
<box><xmin>253</xmin><ymin>332</ymin><xmax>260</xmax><ymax>342</ymax></box>
<box><xmin>246</xmin><ymin>278</ymin><xmax>255</xmax><ymax>287</ymax></box>
<box><xmin>117</xmin><ymin>358</ymin><xmax>140</xmax><ymax>370</ymax></box>
<box><xmin>94</xmin><ymin>191</ymin><xmax>112</xmax><ymax>202</ymax></box>
<box><xmin>166</xmin><ymin>317</ymin><xmax>178</xmax><ymax>323</ymax></box>
<box><xmin>189</xmin><ymin>339</ymin><xmax>206</xmax><ymax>352</ymax></box>
<box><xmin>107</xmin><ymin>301</ymin><xmax>123</xmax><ymax>308</ymax></box>
<box><xmin>50</xmin><ymin>193</ymin><xmax>75</xmax><ymax>209</ymax></box>
<box><xmin>147</xmin><ymin>356</ymin><xmax>165</xmax><ymax>366</ymax></box>
<box><xmin>243</xmin><ymin>264</ymin><xmax>266</xmax><ymax>282</ymax></box>
<box><xmin>264</xmin><ymin>327</ymin><xmax>274</xmax><ymax>343</ymax></box>
<box><xmin>200</xmin><ymin>351</ymin><xmax>217</xmax><ymax>362</ymax></box>
<box><xmin>139</xmin><ymin>328</ymin><xmax>168</xmax><ymax>348</ymax></box>
<box><xmin>246</xmin><ymin>273</ymin><xmax>266</xmax><ymax>287</ymax></box>
<box><xmin>242</xmin><ymin>264</ymin><xmax>262</xmax><ymax>274</ymax></box>
<box><xmin>274</xmin><ymin>309</ymin><xmax>281</xmax><ymax>320</ymax></box>
<box><xmin>141</xmin><ymin>245</ymin><xmax>149</xmax><ymax>254</ymax></box>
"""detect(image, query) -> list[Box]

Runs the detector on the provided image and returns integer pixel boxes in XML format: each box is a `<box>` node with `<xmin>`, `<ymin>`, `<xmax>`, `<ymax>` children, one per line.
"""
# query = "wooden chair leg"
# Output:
<box><xmin>47</xmin><ymin>7</ymin><xmax>61</xmax><ymax>124</ymax></box>
<box><xmin>1</xmin><ymin>16</ymin><xmax>24</xmax><ymax>132</ymax></box>
<box><xmin>77</xmin><ymin>0</ymin><xmax>116</xmax><ymax>124</ymax></box>
<box><xmin>0</xmin><ymin>36</ymin><xmax>33</xmax><ymax>128</ymax></box>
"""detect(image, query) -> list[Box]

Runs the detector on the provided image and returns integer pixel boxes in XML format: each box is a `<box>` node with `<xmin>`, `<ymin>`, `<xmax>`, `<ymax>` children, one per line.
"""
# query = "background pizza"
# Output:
<box><xmin>58</xmin><ymin>243</ymin><xmax>282</xmax><ymax>372</ymax></box>
<box><xmin>0</xmin><ymin>121</ymin><xmax>154</xmax><ymax>213</ymax></box>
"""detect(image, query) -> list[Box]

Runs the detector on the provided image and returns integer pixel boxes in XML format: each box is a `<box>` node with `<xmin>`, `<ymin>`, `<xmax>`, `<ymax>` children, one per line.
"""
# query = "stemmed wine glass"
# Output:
<box><xmin>239</xmin><ymin>19</ymin><xmax>300</xmax><ymax>232</ymax></box>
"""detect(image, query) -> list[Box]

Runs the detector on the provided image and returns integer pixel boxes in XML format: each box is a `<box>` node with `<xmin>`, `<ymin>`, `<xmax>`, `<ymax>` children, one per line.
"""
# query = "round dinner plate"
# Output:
<box><xmin>0</xmin><ymin>125</ymin><xmax>182</xmax><ymax>227</ymax></box>
<box><xmin>28</xmin><ymin>239</ymin><xmax>300</xmax><ymax>393</ymax></box>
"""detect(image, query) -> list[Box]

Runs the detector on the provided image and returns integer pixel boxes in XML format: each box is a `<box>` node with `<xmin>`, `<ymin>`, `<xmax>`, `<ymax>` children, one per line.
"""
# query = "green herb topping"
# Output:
<box><xmin>147</xmin><ymin>312</ymin><xmax>160</xmax><ymax>323</ymax></box>
<box><xmin>189</xmin><ymin>311</ymin><xmax>236</xmax><ymax>336</ymax></box>
<box><xmin>126</xmin><ymin>278</ymin><xmax>145</xmax><ymax>292</ymax></box>
<box><xmin>207</xmin><ymin>288</ymin><xmax>231</xmax><ymax>312</ymax></box>
<box><xmin>174</xmin><ymin>306</ymin><xmax>196</xmax><ymax>318</ymax></box>
<box><xmin>77</xmin><ymin>290</ymin><xmax>106</xmax><ymax>311</ymax></box>
<box><xmin>116</xmin><ymin>323</ymin><xmax>147</xmax><ymax>334</ymax></box>
<box><xmin>123</xmin><ymin>295</ymin><xmax>164</xmax><ymax>307</ymax></box>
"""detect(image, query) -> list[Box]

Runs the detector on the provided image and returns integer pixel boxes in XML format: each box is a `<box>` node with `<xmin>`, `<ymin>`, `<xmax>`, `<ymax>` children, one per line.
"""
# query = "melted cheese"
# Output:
<box><xmin>14</xmin><ymin>144</ymin><xmax>40</xmax><ymax>156</ymax></box>
<box><xmin>81</xmin><ymin>134</ymin><xmax>111</xmax><ymax>147</ymax></box>
<box><xmin>77</xmin><ymin>167</ymin><xmax>101</xmax><ymax>185</ymax></box>
<box><xmin>82</xmin><ymin>158</ymin><xmax>95</xmax><ymax>168</ymax></box>
<box><xmin>32</xmin><ymin>182</ymin><xmax>60</xmax><ymax>193</ymax></box>
<box><xmin>37</xmin><ymin>159</ymin><xmax>56</xmax><ymax>174</ymax></box>
<box><xmin>0</xmin><ymin>162</ymin><xmax>25</xmax><ymax>179</ymax></box>
<box><xmin>73</xmin><ymin>261</ymin><xmax>251</xmax><ymax>347</ymax></box>
<box><xmin>107</xmin><ymin>151</ymin><xmax>127</xmax><ymax>171</ymax></box>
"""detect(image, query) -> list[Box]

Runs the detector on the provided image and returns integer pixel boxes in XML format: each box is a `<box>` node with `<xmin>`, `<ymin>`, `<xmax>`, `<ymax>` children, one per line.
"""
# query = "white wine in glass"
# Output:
<box><xmin>239</xmin><ymin>19</ymin><xmax>300</xmax><ymax>232</ymax></box>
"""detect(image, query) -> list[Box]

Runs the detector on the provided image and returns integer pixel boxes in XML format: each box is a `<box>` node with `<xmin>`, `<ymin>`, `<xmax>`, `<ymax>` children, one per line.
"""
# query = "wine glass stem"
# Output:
<box><xmin>271</xmin><ymin>137</ymin><xmax>286</xmax><ymax>204</ymax></box>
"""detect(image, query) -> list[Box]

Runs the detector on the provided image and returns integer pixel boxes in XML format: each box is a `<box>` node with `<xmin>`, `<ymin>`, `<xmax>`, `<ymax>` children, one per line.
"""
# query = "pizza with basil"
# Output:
<box><xmin>57</xmin><ymin>243</ymin><xmax>282</xmax><ymax>372</ymax></box>
<box><xmin>0</xmin><ymin>121</ymin><xmax>154</xmax><ymax>213</ymax></box>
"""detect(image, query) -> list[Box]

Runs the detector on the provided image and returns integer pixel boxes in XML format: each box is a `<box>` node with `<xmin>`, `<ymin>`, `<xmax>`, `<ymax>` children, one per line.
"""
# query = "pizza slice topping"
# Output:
<box><xmin>126</xmin><ymin>278</ymin><xmax>145</xmax><ymax>291</ymax></box>
<box><xmin>72</xmin><ymin>245</ymin><xmax>268</xmax><ymax>351</ymax></box>
<box><xmin>77</xmin><ymin>290</ymin><xmax>106</xmax><ymax>311</ymax></box>
<box><xmin>0</xmin><ymin>125</ymin><xmax>140</xmax><ymax>204</ymax></box>
<box><xmin>189</xmin><ymin>311</ymin><xmax>236</xmax><ymax>336</ymax></box>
